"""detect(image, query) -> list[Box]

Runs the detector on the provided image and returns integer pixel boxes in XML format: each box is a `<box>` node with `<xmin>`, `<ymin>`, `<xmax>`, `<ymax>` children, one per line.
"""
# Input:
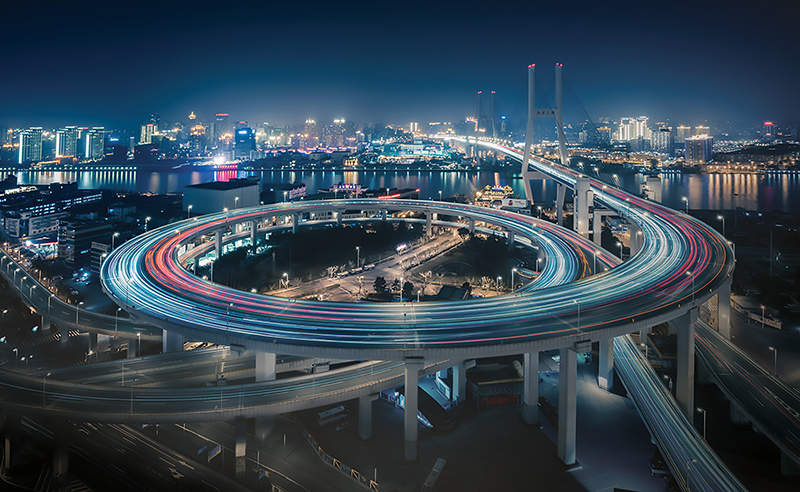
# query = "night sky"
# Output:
<box><xmin>2</xmin><ymin>0</ymin><xmax>798</xmax><ymax>129</ymax></box>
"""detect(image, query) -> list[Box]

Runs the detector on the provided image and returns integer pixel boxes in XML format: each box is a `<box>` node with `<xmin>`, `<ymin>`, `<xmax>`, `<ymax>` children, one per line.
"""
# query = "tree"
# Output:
<box><xmin>373</xmin><ymin>276</ymin><xmax>387</xmax><ymax>293</ymax></box>
<box><xmin>458</xmin><ymin>227</ymin><xmax>470</xmax><ymax>240</ymax></box>
<box><xmin>391</xmin><ymin>278</ymin><xmax>401</xmax><ymax>293</ymax></box>
<box><xmin>461</xmin><ymin>281</ymin><xmax>472</xmax><ymax>296</ymax></box>
<box><xmin>402</xmin><ymin>280</ymin><xmax>414</xmax><ymax>300</ymax></box>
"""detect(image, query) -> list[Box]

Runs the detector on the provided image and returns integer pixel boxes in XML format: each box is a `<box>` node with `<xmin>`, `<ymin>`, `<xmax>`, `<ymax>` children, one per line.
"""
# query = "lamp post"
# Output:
<box><xmin>682</xmin><ymin>197</ymin><xmax>689</xmax><ymax>214</ymax></box>
<box><xmin>717</xmin><ymin>215</ymin><xmax>725</xmax><ymax>237</ymax></box>
<box><xmin>226</xmin><ymin>303</ymin><xmax>233</xmax><ymax>336</ymax></box>
<box><xmin>537</xmin><ymin>206</ymin><xmax>542</xmax><ymax>219</ymax></box>
<box><xmin>137</xmin><ymin>333</ymin><xmax>141</xmax><ymax>357</ymax></box>
<box><xmin>439</xmin><ymin>190</ymin><xmax>442</xmax><ymax>201</ymax></box>
<box><xmin>686</xmin><ymin>271</ymin><xmax>695</xmax><ymax>302</ymax></box>
<box><xmin>511</xmin><ymin>268</ymin><xmax>517</xmax><ymax>290</ymax></box>
<box><xmin>400</xmin><ymin>277</ymin><xmax>405</xmax><ymax>302</ymax></box>
<box><xmin>235</xmin><ymin>196</ymin><xmax>239</xmax><ymax>209</ymax></box>
<box><xmin>112</xmin><ymin>231</ymin><xmax>119</xmax><ymax>249</ymax></box>
<box><xmin>43</xmin><ymin>372</ymin><xmax>51</xmax><ymax>409</ymax></box>
<box><xmin>573</xmin><ymin>299</ymin><xmax>580</xmax><ymax>335</ymax></box>
<box><xmin>769</xmin><ymin>346</ymin><xmax>777</xmax><ymax>374</ymax></box>
<box><xmin>536</xmin><ymin>258</ymin><xmax>541</xmax><ymax>273</ymax></box>
<box><xmin>187</xmin><ymin>205</ymin><xmax>193</xmax><ymax>219</ymax></box>
<box><xmin>29</xmin><ymin>284</ymin><xmax>36</xmax><ymax>303</ymax></box>
<box><xmin>593</xmin><ymin>250</ymin><xmax>600</xmax><ymax>276</ymax></box>
<box><xmin>686</xmin><ymin>458</ymin><xmax>697</xmax><ymax>491</ymax></box>
<box><xmin>76</xmin><ymin>301</ymin><xmax>84</xmax><ymax>325</ymax></box>
<box><xmin>356</xmin><ymin>246</ymin><xmax>360</xmax><ymax>269</ymax></box>
<box><xmin>663</xmin><ymin>374</ymin><xmax>673</xmax><ymax>393</ymax></box>
<box><xmin>616</xmin><ymin>241</ymin><xmax>623</xmax><ymax>260</ymax></box>
<box><xmin>13</xmin><ymin>348</ymin><xmax>18</xmax><ymax>370</ymax></box>
<box><xmin>696</xmin><ymin>407</ymin><xmax>707</xmax><ymax>440</ymax></box>
<box><xmin>761</xmin><ymin>305</ymin><xmax>765</xmax><ymax>329</ymax></box>
<box><xmin>115</xmin><ymin>307</ymin><xmax>122</xmax><ymax>333</ymax></box>
<box><xmin>282</xmin><ymin>272</ymin><xmax>289</xmax><ymax>291</ymax></box>
<box><xmin>496</xmin><ymin>276</ymin><xmax>502</xmax><ymax>294</ymax></box>
<box><xmin>48</xmin><ymin>295</ymin><xmax>54</xmax><ymax>315</ymax></box>
<box><xmin>145</xmin><ymin>216</ymin><xmax>151</xmax><ymax>231</ymax></box>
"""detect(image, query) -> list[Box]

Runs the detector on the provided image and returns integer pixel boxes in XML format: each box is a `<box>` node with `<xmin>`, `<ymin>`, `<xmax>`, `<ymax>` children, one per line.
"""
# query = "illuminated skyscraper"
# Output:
<box><xmin>614</xmin><ymin>116</ymin><xmax>651</xmax><ymax>141</ymax></box>
<box><xmin>140</xmin><ymin>123</ymin><xmax>156</xmax><ymax>144</ymax></box>
<box><xmin>304</xmin><ymin>119</ymin><xmax>318</xmax><ymax>149</ymax></box>
<box><xmin>652</xmin><ymin>127</ymin><xmax>674</xmax><ymax>155</ymax></box>
<box><xmin>694</xmin><ymin>125</ymin><xmax>710</xmax><ymax>136</ymax></box>
<box><xmin>18</xmin><ymin>127</ymin><xmax>43</xmax><ymax>163</ymax></box>
<box><xmin>234</xmin><ymin>126</ymin><xmax>255</xmax><ymax>160</ymax></box>
<box><xmin>685</xmin><ymin>134</ymin><xmax>713</xmax><ymax>165</ymax></box>
<box><xmin>215</xmin><ymin>114</ymin><xmax>231</xmax><ymax>141</ymax></box>
<box><xmin>85</xmin><ymin>128</ymin><xmax>105</xmax><ymax>161</ymax></box>
<box><xmin>55</xmin><ymin>126</ymin><xmax>79</xmax><ymax>157</ymax></box>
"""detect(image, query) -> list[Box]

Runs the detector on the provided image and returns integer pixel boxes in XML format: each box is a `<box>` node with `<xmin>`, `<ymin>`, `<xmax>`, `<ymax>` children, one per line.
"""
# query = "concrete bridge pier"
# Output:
<box><xmin>452</xmin><ymin>363</ymin><xmax>466</xmax><ymax>403</ymax></box>
<box><xmin>426</xmin><ymin>212</ymin><xmax>432</xmax><ymax>237</ymax></box>
<box><xmin>556</xmin><ymin>183</ymin><xmax>566</xmax><ymax>227</ymax></box>
<box><xmin>381</xmin><ymin>209</ymin><xmax>387</xmax><ymax>221</ymax></box>
<box><xmin>718</xmin><ymin>278</ymin><xmax>732</xmax><ymax>339</ymax></box>
<box><xmin>558</xmin><ymin>346</ymin><xmax>578</xmax><ymax>466</ymax></box>
<box><xmin>507</xmin><ymin>230</ymin><xmax>515</xmax><ymax>249</ymax></box>
<box><xmin>675</xmin><ymin>308</ymin><xmax>698</xmax><ymax>419</ymax></box>
<box><xmin>214</xmin><ymin>229</ymin><xmax>223</xmax><ymax>259</ymax></box>
<box><xmin>292</xmin><ymin>214</ymin><xmax>299</xmax><ymax>234</ymax></box>
<box><xmin>162</xmin><ymin>329</ymin><xmax>184</xmax><ymax>353</ymax></box>
<box><xmin>52</xmin><ymin>418</ymin><xmax>69</xmax><ymax>485</ymax></box>
<box><xmin>235</xmin><ymin>418</ymin><xmax>247</xmax><ymax>479</ymax></box>
<box><xmin>249</xmin><ymin>220</ymin><xmax>257</xmax><ymax>247</ymax></box>
<box><xmin>60</xmin><ymin>322</ymin><xmax>70</xmax><ymax>347</ymax></box>
<box><xmin>88</xmin><ymin>332</ymin><xmax>98</xmax><ymax>358</ymax></box>
<box><xmin>598</xmin><ymin>338</ymin><xmax>614</xmax><ymax>391</ymax></box>
<box><xmin>522</xmin><ymin>351</ymin><xmax>539</xmax><ymax>425</ymax></box>
<box><xmin>336</xmin><ymin>210</ymin><xmax>342</xmax><ymax>227</ymax></box>
<box><xmin>359</xmin><ymin>393</ymin><xmax>378</xmax><ymax>441</ymax></box>
<box><xmin>629</xmin><ymin>224</ymin><xmax>643</xmax><ymax>256</ymax></box>
<box><xmin>468</xmin><ymin>219</ymin><xmax>474</xmax><ymax>234</ymax></box>
<box><xmin>3</xmin><ymin>414</ymin><xmax>21</xmax><ymax>473</ymax></box>
<box><xmin>255</xmin><ymin>352</ymin><xmax>276</xmax><ymax>382</ymax></box>
<box><xmin>404</xmin><ymin>357</ymin><xmax>424</xmax><ymax>462</ymax></box>
<box><xmin>573</xmin><ymin>177</ymin><xmax>591</xmax><ymax>236</ymax></box>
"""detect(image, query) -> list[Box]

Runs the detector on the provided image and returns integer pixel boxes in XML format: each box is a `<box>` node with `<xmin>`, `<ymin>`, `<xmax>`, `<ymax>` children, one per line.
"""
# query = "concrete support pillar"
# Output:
<box><xmin>214</xmin><ymin>230</ymin><xmax>222</xmax><ymax>259</ymax></box>
<box><xmin>556</xmin><ymin>183</ymin><xmax>566</xmax><ymax>227</ymax></box>
<box><xmin>718</xmin><ymin>279</ymin><xmax>731</xmax><ymax>339</ymax></box>
<box><xmin>336</xmin><ymin>210</ymin><xmax>342</xmax><ymax>226</ymax></box>
<box><xmin>253</xmin><ymin>416</ymin><xmax>275</xmax><ymax>440</ymax></box>
<box><xmin>59</xmin><ymin>322</ymin><xmax>70</xmax><ymax>347</ymax></box>
<box><xmin>404</xmin><ymin>357</ymin><xmax>424</xmax><ymax>462</ymax></box>
<box><xmin>381</xmin><ymin>209</ymin><xmax>387</xmax><ymax>221</ymax></box>
<box><xmin>452</xmin><ymin>364</ymin><xmax>466</xmax><ymax>403</ymax></box>
<box><xmin>255</xmin><ymin>352</ymin><xmax>276</xmax><ymax>382</ymax></box>
<box><xmin>468</xmin><ymin>219</ymin><xmax>475</xmax><ymax>234</ymax></box>
<box><xmin>292</xmin><ymin>214</ymin><xmax>299</xmax><ymax>233</ymax></box>
<box><xmin>522</xmin><ymin>351</ymin><xmax>539</xmax><ymax>424</ymax></box>
<box><xmin>573</xmin><ymin>177</ymin><xmax>590</xmax><ymax>237</ymax></box>
<box><xmin>359</xmin><ymin>394</ymin><xmax>378</xmax><ymax>441</ymax></box>
<box><xmin>88</xmin><ymin>331</ymin><xmax>98</xmax><ymax>357</ymax></box>
<box><xmin>507</xmin><ymin>230</ymin><xmax>515</xmax><ymax>249</ymax></box>
<box><xmin>426</xmin><ymin>212</ymin><xmax>432</xmax><ymax>237</ymax></box>
<box><xmin>592</xmin><ymin>210</ymin><xmax>603</xmax><ymax>246</ymax></box>
<box><xmin>781</xmin><ymin>451</ymin><xmax>800</xmax><ymax>476</ymax></box>
<box><xmin>235</xmin><ymin>418</ymin><xmax>247</xmax><ymax>479</ymax></box>
<box><xmin>598</xmin><ymin>338</ymin><xmax>614</xmax><ymax>391</ymax></box>
<box><xmin>558</xmin><ymin>347</ymin><xmax>578</xmax><ymax>466</ymax></box>
<box><xmin>675</xmin><ymin>308</ymin><xmax>698</xmax><ymax>419</ymax></box>
<box><xmin>162</xmin><ymin>329</ymin><xmax>184</xmax><ymax>353</ymax></box>
<box><xmin>645</xmin><ymin>176</ymin><xmax>662</xmax><ymax>202</ymax></box>
<box><xmin>128</xmin><ymin>336</ymin><xmax>139</xmax><ymax>358</ymax></box>
<box><xmin>3</xmin><ymin>414</ymin><xmax>20</xmax><ymax>472</ymax></box>
<box><xmin>52</xmin><ymin>419</ymin><xmax>69</xmax><ymax>484</ymax></box>
<box><xmin>249</xmin><ymin>221</ymin><xmax>257</xmax><ymax>248</ymax></box>
<box><xmin>730</xmin><ymin>402</ymin><xmax>749</xmax><ymax>425</ymax></box>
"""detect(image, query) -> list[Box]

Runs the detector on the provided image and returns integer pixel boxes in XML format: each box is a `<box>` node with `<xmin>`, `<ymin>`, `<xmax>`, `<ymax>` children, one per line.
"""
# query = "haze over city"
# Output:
<box><xmin>3</xmin><ymin>0</ymin><xmax>799</xmax><ymax>128</ymax></box>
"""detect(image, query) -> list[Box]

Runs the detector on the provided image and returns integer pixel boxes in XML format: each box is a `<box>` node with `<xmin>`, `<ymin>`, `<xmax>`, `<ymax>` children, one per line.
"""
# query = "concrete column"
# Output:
<box><xmin>127</xmin><ymin>337</ymin><xmax>138</xmax><ymax>358</ymax></box>
<box><xmin>729</xmin><ymin>402</ymin><xmax>749</xmax><ymax>425</ymax></box>
<box><xmin>3</xmin><ymin>414</ymin><xmax>20</xmax><ymax>472</ymax></box>
<box><xmin>404</xmin><ymin>357</ymin><xmax>424</xmax><ymax>462</ymax></box>
<box><xmin>426</xmin><ymin>212</ymin><xmax>432</xmax><ymax>237</ymax></box>
<box><xmin>522</xmin><ymin>351</ymin><xmax>539</xmax><ymax>424</ymax></box>
<box><xmin>452</xmin><ymin>363</ymin><xmax>466</xmax><ymax>403</ymax></box>
<box><xmin>235</xmin><ymin>418</ymin><xmax>247</xmax><ymax>479</ymax></box>
<box><xmin>52</xmin><ymin>419</ymin><xmax>69</xmax><ymax>484</ymax></box>
<box><xmin>359</xmin><ymin>394</ymin><xmax>378</xmax><ymax>441</ymax></box>
<box><xmin>249</xmin><ymin>220</ymin><xmax>257</xmax><ymax>247</ymax></box>
<box><xmin>253</xmin><ymin>416</ymin><xmax>275</xmax><ymax>440</ymax></box>
<box><xmin>573</xmin><ymin>177</ymin><xmax>590</xmax><ymax>236</ymax></box>
<box><xmin>718</xmin><ymin>279</ymin><xmax>731</xmax><ymax>339</ymax></box>
<box><xmin>336</xmin><ymin>210</ymin><xmax>342</xmax><ymax>226</ymax></box>
<box><xmin>507</xmin><ymin>230</ymin><xmax>515</xmax><ymax>249</ymax></box>
<box><xmin>556</xmin><ymin>183</ymin><xmax>566</xmax><ymax>227</ymax></box>
<box><xmin>88</xmin><ymin>331</ymin><xmax>98</xmax><ymax>357</ymax></box>
<box><xmin>381</xmin><ymin>209</ymin><xmax>387</xmax><ymax>221</ymax></box>
<box><xmin>292</xmin><ymin>214</ymin><xmax>299</xmax><ymax>233</ymax></box>
<box><xmin>162</xmin><ymin>329</ymin><xmax>184</xmax><ymax>353</ymax></box>
<box><xmin>598</xmin><ymin>338</ymin><xmax>614</xmax><ymax>391</ymax></box>
<box><xmin>255</xmin><ymin>352</ymin><xmax>276</xmax><ymax>382</ymax></box>
<box><xmin>59</xmin><ymin>322</ymin><xmax>70</xmax><ymax>347</ymax></box>
<box><xmin>468</xmin><ymin>219</ymin><xmax>475</xmax><ymax>234</ymax></box>
<box><xmin>558</xmin><ymin>347</ymin><xmax>578</xmax><ymax>466</ymax></box>
<box><xmin>592</xmin><ymin>210</ymin><xmax>603</xmax><ymax>246</ymax></box>
<box><xmin>214</xmin><ymin>230</ymin><xmax>222</xmax><ymax>259</ymax></box>
<box><xmin>629</xmin><ymin>224</ymin><xmax>643</xmax><ymax>256</ymax></box>
<box><xmin>675</xmin><ymin>308</ymin><xmax>698</xmax><ymax>419</ymax></box>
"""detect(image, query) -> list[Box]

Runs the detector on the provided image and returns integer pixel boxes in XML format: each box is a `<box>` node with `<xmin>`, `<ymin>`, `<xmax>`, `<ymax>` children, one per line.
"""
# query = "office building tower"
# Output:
<box><xmin>55</xmin><ymin>126</ymin><xmax>79</xmax><ymax>157</ymax></box>
<box><xmin>614</xmin><ymin>116</ymin><xmax>651</xmax><ymax>142</ymax></box>
<box><xmin>215</xmin><ymin>113</ymin><xmax>231</xmax><ymax>141</ymax></box>
<box><xmin>304</xmin><ymin>119</ymin><xmax>318</xmax><ymax>149</ymax></box>
<box><xmin>694</xmin><ymin>125</ymin><xmax>710</xmax><ymax>136</ymax></box>
<box><xmin>685</xmin><ymin>134</ymin><xmax>713</xmax><ymax>165</ymax></box>
<box><xmin>652</xmin><ymin>127</ymin><xmax>674</xmax><ymax>155</ymax></box>
<box><xmin>85</xmin><ymin>128</ymin><xmax>105</xmax><ymax>160</ymax></box>
<box><xmin>140</xmin><ymin>123</ymin><xmax>156</xmax><ymax>144</ymax></box>
<box><xmin>234</xmin><ymin>126</ymin><xmax>255</xmax><ymax>159</ymax></box>
<box><xmin>18</xmin><ymin>127</ymin><xmax>43</xmax><ymax>163</ymax></box>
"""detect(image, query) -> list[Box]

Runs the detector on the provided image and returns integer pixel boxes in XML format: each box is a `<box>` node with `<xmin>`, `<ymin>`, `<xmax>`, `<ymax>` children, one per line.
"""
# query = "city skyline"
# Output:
<box><xmin>2</xmin><ymin>0</ymin><xmax>798</xmax><ymax>129</ymax></box>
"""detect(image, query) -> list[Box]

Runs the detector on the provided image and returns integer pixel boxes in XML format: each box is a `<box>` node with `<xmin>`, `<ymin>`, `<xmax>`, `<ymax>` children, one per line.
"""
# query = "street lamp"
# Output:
<box><xmin>115</xmin><ymin>307</ymin><xmax>122</xmax><ymax>332</ymax></box>
<box><xmin>537</xmin><ymin>206</ymin><xmax>542</xmax><ymax>219</ymax></box>
<box><xmin>536</xmin><ymin>258</ymin><xmax>541</xmax><ymax>273</ymax></box>
<box><xmin>48</xmin><ymin>295</ymin><xmax>54</xmax><ymax>315</ymax></box>
<box><xmin>43</xmin><ymin>372</ymin><xmax>51</xmax><ymax>409</ymax></box>
<box><xmin>187</xmin><ymin>205</ymin><xmax>193</xmax><ymax>219</ymax></box>
<box><xmin>29</xmin><ymin>284</ymin><xmax>36</xmax><ymax>302</ymax></box>
<box><xmin>616</xmin><ymin>241</ymin><xmax>623</xmax><ymax>260</ymax></box>
<box><xmin>282</xmin><ymin>272</ymin><xmax>289</xmax><ymax>291</ymax></box>
<box><xmin>685</xmin><ymin>271</ymin><xmax>695</xmax><ymax>302</ymax></box>
<box><xmin>761</xmin><ymin>305</ymin><xmax>765</xmax><ymax>329</ymax></box>
<box><xmin>768</xmin><ymin>346</ymin><xmax>777</xmax><ymax>374</ymax></box>
<box><xmin>717</xmin><ymin>215</ymin><xmax>725</xmax><ymax>237</ymax></box>
<box><xmin>496</xmin><ymin>276</ymin><xmax>502</xmax><ymax>294</ymax></box>
<box><xmin>226</xmin><ymin>302</ymin><xmax>233</xmax><ymax>336</ymax></box>
<box><xmin>76</xmin><ymin>301</ymin><xmax>84</xmax><ymax>325</ymax></box>
<box><xmin>112</xmin><ymin>232</ymin><xmax>120</xmax><ymax>249</ymax></box>
<box><xmin>686</xmin><ymin>458</ymin><xmax>697</xmax><ymax>490</ymax></box>
<box><xmin>573</xmin><ymin>299</ymin><xmax>580</xmax><ymax>334</ymax></box>
<box><xmin>682</xmin><ymin>197</ymin><xmax>689</xmax><ymax>214</ymax></box>
<box><xmin>439</xmin><ymin>190</ymin><xmax>442</xmax><ymax>201</ymax></box>
<box><xmin>593</xmin><ymin>250</ymin><xmax>600</xmax><ymax>276</ymax></box>
<box><xmin>235</xmin><ymin>196</ymin><xmax>239</xmax><ymax>209</ymax></box>
<box><xmin>13</xmin><ymin>348</ymin><xmax>18</xmax><ymax>370</ymax></box>
<box><xmin>696</xmin><ymin>407</ymin><xmax>707</xmax><ymax>440</ymax></box>
<box><xmin>137</xmin><ymin>333</ymin><xmax>141</xmax><ymax>356</ymax></box>
<box><xmin>511</xmin><ymin>268</ymin><xmax>517</xmax><ymax>290</ymax></box>
<box><xmin>356</xmin><ymin>246</ymin><xmax>360</xmax><ymax>269</ymax></box>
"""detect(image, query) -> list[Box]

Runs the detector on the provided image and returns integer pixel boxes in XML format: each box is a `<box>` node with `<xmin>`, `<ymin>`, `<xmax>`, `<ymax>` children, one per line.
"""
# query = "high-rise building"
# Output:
<box><xmin>614</xmin><ymin>116</ymin><xmax>651</xmax><ymax>142</ymax></box>
<box><xmin>652</xmin><ymin>127</ymin><xmax>674</xmax><ymax>155</ymax></box>
<box><xmin>215</xmin><ymin>114</ymin><xmax>231</xmax><ymax>141</ymax></box>
<box><xmin>694</xmin><ymin>125</ymin><xmax>710</xmax><ymax>136</ymax></box>
<box><xmin>234</xmin><ymin>126</ymin><xmax>255</xmax><ymax>159</ymax></box>
<box><xmin>303</xmin><ymin>119</ymin><xmax>318</xmax><ymax>149</ymax></box>
<box><xmin>18</xmin><ymin>127</ymin><xmax>43</xmax><ymax>163</ymax></box>
<box><xmin>139</xmin><ymin>123</ymin><xmax>156</xmax><ymax>144</ymax></box>
<box><xmin>55</xmin><ymin>126</ymin><xmax>79</xmax><ymax>157</ymax></box>
<box><xmin>685</xmin><ymin>134</ymin><xmax>713</xmax><ymax>166</ymax></box>
<box><xmin>85</xmin><ymin>128</ymin><xmax>105</xmax><ymax>161</ymax></box>
<box><xmin>332</xmin><ymin>119</ymin><xmax>346</xmax><ymax>147</ymax></box>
